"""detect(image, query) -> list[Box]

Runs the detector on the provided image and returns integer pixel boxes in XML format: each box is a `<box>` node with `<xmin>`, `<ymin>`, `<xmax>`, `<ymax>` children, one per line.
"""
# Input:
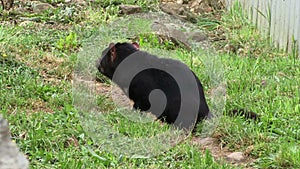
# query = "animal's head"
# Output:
<box><xmin>96</xmin><ymin>42</ymin><xmax>140</xmax><ymax>79</ymax></box>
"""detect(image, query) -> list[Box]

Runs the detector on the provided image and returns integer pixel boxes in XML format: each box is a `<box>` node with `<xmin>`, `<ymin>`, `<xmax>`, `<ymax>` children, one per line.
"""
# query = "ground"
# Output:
<box><xmin>0</xmin><ymin>0</ymin><xmax>299</xmax><ymax>169</ymax></box>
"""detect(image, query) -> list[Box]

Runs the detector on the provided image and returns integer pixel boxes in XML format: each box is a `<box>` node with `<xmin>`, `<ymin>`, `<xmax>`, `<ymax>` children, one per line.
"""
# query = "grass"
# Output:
<box><xmin>1</xmin><ymin>0</ymin><xmax>299</xmax><ymax>168</ymax></box>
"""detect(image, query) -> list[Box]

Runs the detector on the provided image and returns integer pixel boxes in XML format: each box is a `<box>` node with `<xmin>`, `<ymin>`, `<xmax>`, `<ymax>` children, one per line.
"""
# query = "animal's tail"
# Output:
<box><xmin>228</xmin><ymin>109</ymin><xmax>259</xmax><ymax>120</ymax></box>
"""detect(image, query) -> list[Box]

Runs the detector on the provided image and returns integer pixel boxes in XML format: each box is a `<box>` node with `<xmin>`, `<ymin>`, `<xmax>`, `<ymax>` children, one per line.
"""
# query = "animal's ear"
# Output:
<box><xmin>132</xmin><ymin>42</ymin><xmax>140</xmax><ymax>50</ymax></box>
<box><xmin>109</xmin><ymin>43</ymin><xmax>117</xmax><ymax>62</ymax></box>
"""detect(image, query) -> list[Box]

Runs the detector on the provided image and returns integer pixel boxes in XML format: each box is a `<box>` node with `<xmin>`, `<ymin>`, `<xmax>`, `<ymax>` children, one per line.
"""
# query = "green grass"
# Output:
<box><xmin>1</xmin><ymin>0</ymin><xmax>300</xmax><ymax>168</ymax></box>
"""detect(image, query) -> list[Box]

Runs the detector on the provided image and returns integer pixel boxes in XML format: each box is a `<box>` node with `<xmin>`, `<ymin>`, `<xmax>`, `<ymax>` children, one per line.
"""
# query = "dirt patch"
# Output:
<box><xmin>94</xmin><ymin>81</ymin><xmax>111</xmax><ymax>95</ymax></box>
<box><xmin>27</xmin><ymin>98</ymin><xmax>55</xmax><ymax>114</ymax></box>
<box><xmin>191</xmin><ymin>136</ymin><xmax>256</xmax><ymax>168</ymax></box>
<box><xmin>81</xmin><ymin>79</ymin><xmax>133</xmax><ymax>109</ymax></box>
<box><xmin>40</xmin><ymin>53</ymin><xmax>65</xmax><ymax>68</ymax></box>
<box><xmin>14</xmin><ymin>49</ymin><xmax>73</xmax><ymax>81</ymax></box>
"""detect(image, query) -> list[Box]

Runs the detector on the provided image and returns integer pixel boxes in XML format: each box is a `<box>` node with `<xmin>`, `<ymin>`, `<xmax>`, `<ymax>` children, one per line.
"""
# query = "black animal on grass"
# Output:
<box><xmin>96</xmin><ymin>42</ymin><xmax>258</xmax><ymax>129</ymax></box>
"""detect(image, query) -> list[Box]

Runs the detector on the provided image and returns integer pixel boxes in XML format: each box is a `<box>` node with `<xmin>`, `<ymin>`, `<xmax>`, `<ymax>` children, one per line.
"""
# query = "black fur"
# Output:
<box><xmin>96</xmin><ymin>42</ymin><xmax>258</xmax><ymax>127</ymax></box>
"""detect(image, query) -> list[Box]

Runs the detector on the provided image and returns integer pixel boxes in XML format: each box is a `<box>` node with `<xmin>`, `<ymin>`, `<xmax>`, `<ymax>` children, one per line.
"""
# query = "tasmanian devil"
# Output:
<box><xmin>96</xmin><ymin>42</ymin><xmax>258</xmax><ymax>130</ymax></box>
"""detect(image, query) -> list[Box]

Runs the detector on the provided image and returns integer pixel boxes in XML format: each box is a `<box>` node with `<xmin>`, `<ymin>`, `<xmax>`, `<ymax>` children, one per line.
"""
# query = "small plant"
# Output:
<box><xmin>56</xmin><ymin>31</ymin><xmax>79</xmax><ymax>52</ymax></box>
<box><xmin>137</xmin><ymin>33</ymin><xmax>182</xmax><ymax>51</ymax></box>
<box><xmin>85</xmin><ymin>5</ymin><xmax>119</xmax><ymax>25</ymax></box>
<box><xmin>197</xmin><ymin>16</ymin><xmax>221</xmax><ymax>31</ymax></box>
<box><xmin>291</xmin><ymin>36</ymin><xmax>299</xmax><ymax>65</ymax></box>
<box><xmin>50</xmin><ymin>5</ymin><xmax>79</xmax><ymax>23</ymax></box>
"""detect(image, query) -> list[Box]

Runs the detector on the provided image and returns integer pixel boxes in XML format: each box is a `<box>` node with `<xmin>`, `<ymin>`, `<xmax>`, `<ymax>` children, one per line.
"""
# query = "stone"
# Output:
<box><xmin>188</xmin><ymin>31</ymin><xmax>208</xmax><ymax>42</ymax></box>
<box><xmin>0</xmin><ymin>115</ymin><xmax>29</xmax><ymax>169</ymax></box>
<box><xmin>150</xmin><ymin>21</ymin><xmax>191</xmax><ymax>50</ymax></box>
<box><xmin>130</xmin><ymin>11</ymin><xmax>210</xmax><ymax>50</ymax></box>
<box><xmin>191</xmin><ymin>137</ymin><xmax>216</xmax><ymax>146</ymax></box>
<box><xmin>31</xmin><ymin>1</ymin><xmax>54</xmax><ymax>13</ymax></box>
<box><xmin>119</xmin><ymin>5</ymin><xmax>142</xmax><ymax>15</ymax></box>
<box><xmin>176</xmin><ymin>0</ymin><xmax>183</xmax><ymax>4</ymax></box>
<box><xmin>226</xmin><ymin>152</ymin><xmax>245</xmax><ymax>162</ymax></box>
<box><xmin>19</xmin><ymin>20</ymin><xmax>35</xmax><ymax>27</ymax></box>
<box><xmin>159</xmin><ymin>3</ymin><xmax>198</xmax><ymax>23</ymax></box>
<box><xmin>151</xmin><ymin>21</ymin><xmax>169</xmax><ymax>34</ymax></box>
<box><xmin>198</xmin><ymin>137</ymin><xmax>215</xmax><ymax>146</ymax></box>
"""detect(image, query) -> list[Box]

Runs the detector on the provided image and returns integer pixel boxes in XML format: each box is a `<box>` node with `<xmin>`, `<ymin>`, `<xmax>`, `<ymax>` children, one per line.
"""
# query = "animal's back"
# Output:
<box><xmin>128</xmin><ymin>54</ymin><xmax>178</xmax><ymax>123</ymax></box>
<box><xmin>128</xmin><ymin>53</ymin><xmax>209</xmax><ymax>124</ymax></box>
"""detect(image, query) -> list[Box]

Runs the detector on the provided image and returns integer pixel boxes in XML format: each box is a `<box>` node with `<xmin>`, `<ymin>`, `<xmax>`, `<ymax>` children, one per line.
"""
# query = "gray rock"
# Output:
<box><xmin>188</xmin><ymin>31</ymin><xmax>208</xmax><ymax>42</ymax></box>
<box><xmin>151</xmin><ymin>21</ymin><xmax>191</xmax><ymax>50</ymax></box>
<box><xmin>198</xmin><ymin>137</ymin><xmax>215</xmax><ymax>146</ymax></box>
<box><xmin>131</xmin><ymin>11</ymin><xmax>211</xmax><ymax>50</ymax></box>
<box><xmin>159</xmin><ymin>2</ymin><xmax>198</xmax><ymax>23</ymax></box>
<box><xmin>0</xmin><ymin>115</ymin><xmax>29</xmax><ymax>169</ymax></box>
<box><xmin>31</xmin><ymin>1</ymin><xmax>54</xmax><ymax>13</ymax></box>
<box><xmin>119</xmin><ymin>5</ymin><xmax>142</xmax><ymax>15</ymax></box>
<box><xmin>226</xmin><ymin>152</ymin><xmax>245</xmax><ymax>162</ymax></box>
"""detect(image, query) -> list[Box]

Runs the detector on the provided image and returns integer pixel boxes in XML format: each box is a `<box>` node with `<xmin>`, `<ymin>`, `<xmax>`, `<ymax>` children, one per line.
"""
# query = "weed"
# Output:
<box><xmin>56</xmin><ymin>31</ymin><xmax>79</xmax><ymax>52</ymax></box>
